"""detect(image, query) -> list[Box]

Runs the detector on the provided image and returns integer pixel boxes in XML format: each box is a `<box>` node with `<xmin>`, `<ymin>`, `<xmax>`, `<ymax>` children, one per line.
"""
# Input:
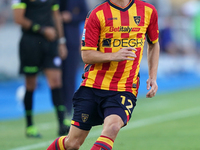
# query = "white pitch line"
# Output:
<box><xmin>10</xmin><ymin>107</ymin><xmax>200</xmax><ymax>150</ymax></box>
<box><xmin>10</xmin><ymin>141</ymin><xmax>53</xmax><ymax>150</ymax></box>
<box><xmin>124</xmin><ymin>107</ymin><xmax>200</xmax><ymax>130</ymax></box>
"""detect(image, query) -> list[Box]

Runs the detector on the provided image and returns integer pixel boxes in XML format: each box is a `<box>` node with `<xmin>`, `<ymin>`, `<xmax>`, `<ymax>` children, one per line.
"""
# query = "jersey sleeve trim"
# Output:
<box><xmin>147</xmin><ymin>35</ymin><xmax>159</xmax><ymax>44</ymax></box>
<box><xmin>12</xmin><ymin>3</ymin><xmax>26</xmax><ymax>9</ymax></box>
<box><xmin>81</xmin><ymin>47</ymin><xmax>97</xmax><ymax>51</ymax></box>
<box><xmin>152</xmin><ymin>38</ymin><xmax>159</xmax><ymax>44</ymax></box>
<box><xmin>52</xmin><ymin>4</ymin><xmax>59</xmax><ymax>11</ymax></box>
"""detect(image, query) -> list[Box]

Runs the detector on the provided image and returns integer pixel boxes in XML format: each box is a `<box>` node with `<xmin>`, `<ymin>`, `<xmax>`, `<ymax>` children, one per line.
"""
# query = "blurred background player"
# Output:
<box><xmin>59</xmin><ymin>0</ymin><xmax>88</xmax><ymax>125</ymax></box>
<box><xmin>12</xmin><ymin>0</ymin><xmax>68</xmax><ymax>137</ymax></box>
<box><xmin>0</xmin><ymin>0</ymin><xmax>10</xmax><ymax>27</ymax></box>
<box><xmin>47</xmin><ymin>0</ymin><xmax>160</xmax><ymax>149</ymax></box>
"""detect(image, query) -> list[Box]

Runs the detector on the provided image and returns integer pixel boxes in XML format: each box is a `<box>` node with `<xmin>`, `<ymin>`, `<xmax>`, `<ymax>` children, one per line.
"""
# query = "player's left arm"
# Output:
<box><xmin>52</xmin><ymin>4</ymin><xmax>67</xmax><ymax>60</ymax></box>
<box><xmin>146</xmin><ymin>6</ymin><xmax>160</xmax><ymax>98</ymax></box>
<box><xmin>146</xmin><ymin>42</ymin><xmax>160</xmax><ymax>98</ymax></box>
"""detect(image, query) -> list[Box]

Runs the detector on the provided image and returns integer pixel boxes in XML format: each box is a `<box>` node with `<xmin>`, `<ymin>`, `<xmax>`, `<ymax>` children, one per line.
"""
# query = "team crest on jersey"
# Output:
<box><xmin>82</xmin><ymin>113</ymin><xmax>89</xmax><ymax>123</ymax></box>
<box><xmin>134</xmin><ymin>16</ymin><xmax>141</xmax><ymax>25</ymax></box>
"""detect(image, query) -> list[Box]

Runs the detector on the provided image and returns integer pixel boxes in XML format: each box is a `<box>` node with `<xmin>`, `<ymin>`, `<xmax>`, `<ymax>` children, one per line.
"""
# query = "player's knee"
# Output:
<box><xmin>64</xmin><ymin>138</ymin><xmax>82</xmax><ymax>150</ymax></box>
<box><xmin>49</xmin><ymin>77</ymin><xmax>62</xmax><ymax>88</ymax></box>
<box><xmin>103</xmin><ymin>115</ymin><xmax>123</xmax><ymax>138</ymax></box>
<box><xmin>26</xmin><ymin>83</ymin><xmax>36</xmax><ymax>91</ymax></box>
<box><xmin>109</xmin><ymin>123</ymin><xmax>121</xmax><ymax>134</ymax></box>
<box><xmin>103</xmin><ymin>123</ymin><xmax>121</xmax><ymax>137</ymax></box>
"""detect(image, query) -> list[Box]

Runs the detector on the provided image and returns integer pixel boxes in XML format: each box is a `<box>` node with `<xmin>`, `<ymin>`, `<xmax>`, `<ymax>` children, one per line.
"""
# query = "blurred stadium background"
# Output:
<box><xmin>0</xmin><ymin>0</ymin><xmax>200</xmax><ymax>149</ymax></box>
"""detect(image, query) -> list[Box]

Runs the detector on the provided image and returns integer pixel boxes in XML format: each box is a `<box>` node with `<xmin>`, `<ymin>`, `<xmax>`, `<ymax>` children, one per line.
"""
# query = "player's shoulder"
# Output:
<box><xmin>135</xmin><ymin>0</ymin><xmax>157</xmax><ymax>11</ymax></box>
<box><xmin>12</xmin><ymin>0</ymin><xmax>27</xmax><ymax>9</ymax></box>
<box><xmin>86</xmin><ymin>0</ymin><xmax>108</xmax><ymax>19</ymax></box>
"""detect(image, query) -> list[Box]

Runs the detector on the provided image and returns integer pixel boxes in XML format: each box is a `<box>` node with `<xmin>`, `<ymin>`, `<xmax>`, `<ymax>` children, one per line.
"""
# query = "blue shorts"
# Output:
<box><xmin>71</xmin><ymin>86</ymin><xmax>137</xmax><ymax>130</ymax></box>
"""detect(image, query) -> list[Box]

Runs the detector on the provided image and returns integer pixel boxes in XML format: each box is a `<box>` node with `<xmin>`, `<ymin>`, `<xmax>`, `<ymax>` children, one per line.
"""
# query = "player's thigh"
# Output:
<box><xmin>43</xmin><ymin>40</ymin><xmax>62</xmax><ymax>70</ymax></box>
<box><xmin>72</xmin><ymin>87</ymin><xmax>103</xmax><ymax>130</ymax></box>
<box><xmin>44</xmin><ymin>68</ymin><xmax>62</xmax><ymax>88</ymax></box>
<box><xmin>72</xmin><ymin>98</ymin><xmax>100</xmax><ymax>130</ymax></box>
<box><xmin>19</xmin><ymin>34</ymin><xmax>42</xmax><ymax>75</ymax></box>
<box><xmin>103</xmin><ymin>92</ymin><xmax>137</xmax><ymax>126</ymax></box>
<box><xmin>43</xmin><ymin>40</ymin><xmax>62</xmax><ymax>88</ymax></box>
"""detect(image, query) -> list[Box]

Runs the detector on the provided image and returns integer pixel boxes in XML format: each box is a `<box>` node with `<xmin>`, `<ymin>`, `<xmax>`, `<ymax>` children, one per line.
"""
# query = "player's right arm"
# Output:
<box><xmin>81</xmin><ymin>47</ymin><xmax>137</xmax><ymax>64</ymax></box>
<box><xmin>12</xmin><ymin>0</ymin><xmax>56</xmax><ymax>41</ymax></box>
<box><xmin>81</xmin><ymin>8</ymin><xmax>136</xmax><ymax>64</ymax></box>
<box><xmin>12</xmin><ymin>0</ymin><xmax>31</xmax><ymax>30</ymax></box>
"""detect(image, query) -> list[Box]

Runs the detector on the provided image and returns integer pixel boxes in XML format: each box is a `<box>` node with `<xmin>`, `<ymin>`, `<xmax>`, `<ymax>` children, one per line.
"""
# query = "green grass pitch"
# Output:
<box><xmin>1</xmin><ymin>88</ymin><xmax>200</xmax><ymax>150</ymax></box>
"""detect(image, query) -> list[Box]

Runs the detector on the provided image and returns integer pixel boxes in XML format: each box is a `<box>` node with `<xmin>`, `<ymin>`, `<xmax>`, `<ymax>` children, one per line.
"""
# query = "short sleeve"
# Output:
<box><xmin>81</xmin><ymin>10</ymin><xmax>100</xmax><ymax>51</ymax></box>
<box><xmin>12</xmin><ymin>0</ymin><xmax>27</xmax><ymax>9</ymax></box>
<box><xmin>52</xmin><ymin>0</ymin><xmax>59</xmax><ymax>11</ymax></box>
<box><xmin>146</xmin><ymin>7</ymin><xmax>159</xmax><ymax>44</ymax></box>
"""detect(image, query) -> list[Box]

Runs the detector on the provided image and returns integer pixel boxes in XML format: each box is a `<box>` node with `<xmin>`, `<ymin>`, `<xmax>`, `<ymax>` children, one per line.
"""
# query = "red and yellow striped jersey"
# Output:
<box><xmin>81</xmin><ymin>0</ymin><xmax>159</xmax><ymax>96</ymax></box>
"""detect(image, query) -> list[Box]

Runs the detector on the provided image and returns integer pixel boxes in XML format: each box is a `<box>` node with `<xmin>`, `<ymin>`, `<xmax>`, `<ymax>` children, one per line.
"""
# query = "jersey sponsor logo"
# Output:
<box><xmin>133</xmin><ymin>16</ymin><xmax>141</xmax><ymax>25</ymax></box>
<box><xmin>53</xmin><ymin>57</ymin><xmax>61</xmax><ymax>67</ymax></box>
<box><xmin>81</xmin><ymin>113</ymin><xmax>89</xmax><ymax>123</ymax></box>
<box><xmin>109</xmin><ymin>26</ymin><xmax>140</xmax><ymax>33</ymax></box>
<box><xmin>102</xmin><ymin>38</ymin><xmax>144</xmax><ymax>48</ymax></box>
<box><xmin>102</xmin><ymin>38</ymin><xmax>111</xmax><ymax>47</ymax></box>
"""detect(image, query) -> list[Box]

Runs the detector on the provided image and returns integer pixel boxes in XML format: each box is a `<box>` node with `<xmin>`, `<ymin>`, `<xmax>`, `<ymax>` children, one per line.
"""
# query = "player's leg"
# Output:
<box><xmin>24</xmin><ymin>75</ymin><xmax>37</xmax><ymax>130</ymax></box>
<box><xmin>47</xmin><ymin>125</ymin><xmax>90</xmax><ymax>150</ymax></box>
<box><xmin>19</xmin><ymin>34</ymin><xmax>42</xmax><ymax>137</ymax></box>
<box><xmin>24</xmin><ymin>75</ymin><xmax>41</xmax><ymax>137</ymax></box>
<box><xmin>90</xmin><ymin>112</ymin><xmax>124</xmax><ymax>150</ymax></box>
<box><xmin>65</xmin><ymin>126</ymin><xmax>90</xmax><ymax>149</ymax></box>
<box><xmin>91</xmin><ymin>91</ymin><xmax>137</xmax><ymax>150</ymax></box>
<box><xmin>102</xmin><ymin>114</ymin><xmax>124</xmax><ymax>140</ymax></box>
<box><xmin>44</xmin><ymin>68</ymin><xmax>69</xmax><ymax>135</ymax></box>
<box><xmin>47</xmin><ymin>86</ymin><xmax>98</xmax><ymax>150</ymax></box>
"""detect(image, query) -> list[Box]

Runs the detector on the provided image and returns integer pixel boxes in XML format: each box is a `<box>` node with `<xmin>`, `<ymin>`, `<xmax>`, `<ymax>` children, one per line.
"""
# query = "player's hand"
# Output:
<box><xmin>146</xmin><ymin>78</ymin><xmax>158</xmax><ymax>98</ymax></box>
<box><xmin>59</xmin><ymin>44</ymin><xmax>68</xmax><ymax>60</ymax></box>
<box><xmin>43</xmin><ymin>27</ymin><xmax>57</xmax><ymax>41</ymax></box>
<box><xmin>112</xmin><ymin>47</ymin><xmax>137</xmax><ymax>62</ymax></box>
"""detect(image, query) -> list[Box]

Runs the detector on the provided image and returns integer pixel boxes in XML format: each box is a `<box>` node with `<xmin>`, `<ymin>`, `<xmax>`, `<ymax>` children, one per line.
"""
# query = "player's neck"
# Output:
<box><xmin>110</xmin><ymin>0</ymin><xmax>131</xmax><ymax>7</ymax></box>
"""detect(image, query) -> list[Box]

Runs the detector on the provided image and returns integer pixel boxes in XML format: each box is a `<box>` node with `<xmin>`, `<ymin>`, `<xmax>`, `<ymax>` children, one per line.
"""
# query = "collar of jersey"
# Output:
<box><xmin>107</xmin><ymin>0</ymin><xmax>135</xmax><ymax>12</ymax></box>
